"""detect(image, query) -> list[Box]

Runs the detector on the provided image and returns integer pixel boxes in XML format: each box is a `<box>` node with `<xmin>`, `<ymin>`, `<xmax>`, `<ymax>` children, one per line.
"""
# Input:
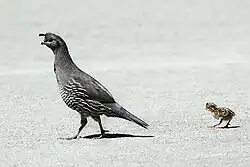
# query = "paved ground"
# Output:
<box><xmin>0</xmin><ymin>0</ymin><xmax>250</xmax><ymax>166</ymax></box>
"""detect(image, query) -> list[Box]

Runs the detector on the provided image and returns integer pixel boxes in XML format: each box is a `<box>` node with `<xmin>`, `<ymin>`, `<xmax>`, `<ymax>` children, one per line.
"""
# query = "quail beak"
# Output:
<box><xmin>39</xmin><ymin>33</ymin><xmax>46</xmax><ymax>45</ymax></box>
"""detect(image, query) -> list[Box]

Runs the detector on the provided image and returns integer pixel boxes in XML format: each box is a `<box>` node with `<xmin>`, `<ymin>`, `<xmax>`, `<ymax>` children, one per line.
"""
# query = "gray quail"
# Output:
<box><xmin>39</xmin><ymin>32</ymin><xmax>149</xmax><ymax>139</ymax></box>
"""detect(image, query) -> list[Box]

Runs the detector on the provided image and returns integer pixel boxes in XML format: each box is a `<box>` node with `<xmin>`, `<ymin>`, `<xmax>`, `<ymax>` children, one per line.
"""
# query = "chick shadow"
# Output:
<box><xmin>80</xmin><ymin>133</ymin><xmax>154</xmax><ymax>139</ymax></box>
<box><xmin>218</xmin><ymin>125</ymin><xmax>240</xmax><ymax>129</ymax></box>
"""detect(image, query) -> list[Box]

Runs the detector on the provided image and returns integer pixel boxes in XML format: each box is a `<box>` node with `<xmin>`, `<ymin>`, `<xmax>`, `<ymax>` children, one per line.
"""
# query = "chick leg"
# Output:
<box><xmin>224</xmin><ymin>119</ymin><xmax>232</xmax><ymax>128</ymax></box>
<box><xmin>213</xmin><ymin>118</ymin><xmax>223</xmax><ymax>127</ymax></box>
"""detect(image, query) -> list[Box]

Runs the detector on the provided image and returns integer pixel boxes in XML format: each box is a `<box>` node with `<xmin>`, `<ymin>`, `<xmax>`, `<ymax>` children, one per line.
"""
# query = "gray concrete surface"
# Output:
<box><xmin>0</xmin><ymin>0</ymin><xmax>250</xmax><ymax>166</ymax></box>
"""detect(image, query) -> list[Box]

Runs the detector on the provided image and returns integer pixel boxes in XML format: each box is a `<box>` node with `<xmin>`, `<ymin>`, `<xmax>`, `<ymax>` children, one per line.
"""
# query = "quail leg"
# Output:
<box><xmin>212</xmin><ymin>118</ymin><xmax>223</xmax><ymax>127</ymax></box>
<box><xmin>92</xmin><ymin>116</ymin><xmax>109</xmax><ymax>138</ymax></box>
<box><xmin>60</xmin><ymin>116</ymin><xmax>88</xmax><ymax>140</ymax></box>
<box><xmin>223</xmin><ymin>119</ymin><xmax>231</xmax><ymax>128</ymax></box>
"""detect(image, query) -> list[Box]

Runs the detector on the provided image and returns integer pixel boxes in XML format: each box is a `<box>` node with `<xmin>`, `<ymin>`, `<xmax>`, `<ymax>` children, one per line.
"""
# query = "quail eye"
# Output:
<box><xmin>47</xmin><ymin>39</ymin><xmax>53</xmax><ymax>42</ymax></box>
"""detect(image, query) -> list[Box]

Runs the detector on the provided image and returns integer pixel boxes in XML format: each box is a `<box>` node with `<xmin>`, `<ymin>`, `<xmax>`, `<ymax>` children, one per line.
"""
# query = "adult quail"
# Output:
<box><xmin>39</xmin><ymin>32</ymin><xmax>149</xmax><ymax>139</ymax></box>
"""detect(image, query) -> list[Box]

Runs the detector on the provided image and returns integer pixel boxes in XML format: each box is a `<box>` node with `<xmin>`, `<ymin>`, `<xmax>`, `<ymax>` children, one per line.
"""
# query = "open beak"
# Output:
<box><xmin>39</xmin><ymin>33</ymin><xmax>46</xmax><ymax>45</ymax></box>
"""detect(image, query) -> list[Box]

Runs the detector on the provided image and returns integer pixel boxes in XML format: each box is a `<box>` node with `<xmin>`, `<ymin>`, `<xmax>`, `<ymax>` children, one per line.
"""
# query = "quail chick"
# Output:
<box><xmin>205</xmin><ymin>102</ymin><xmax>235</xmax><ymax>128</ymax></box>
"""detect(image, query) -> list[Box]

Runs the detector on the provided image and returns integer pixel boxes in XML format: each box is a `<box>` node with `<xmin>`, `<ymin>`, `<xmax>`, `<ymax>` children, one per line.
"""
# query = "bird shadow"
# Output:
<box><xmin>218</xmin><ymin>125</ymin><xmax>240</xmax><ymax>129</ymax></box>
<box><xmin>79</xmin><ymin>133</ymin><xmax>154</xmax><ymax>139</ymax></box>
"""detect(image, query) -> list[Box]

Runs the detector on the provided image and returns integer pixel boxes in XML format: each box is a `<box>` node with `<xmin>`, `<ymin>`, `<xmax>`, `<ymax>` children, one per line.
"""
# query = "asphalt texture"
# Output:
<box><xmin>0</xmin><ymin>0</ymin><xmax>250</xmax><ymax>166</ymax></box>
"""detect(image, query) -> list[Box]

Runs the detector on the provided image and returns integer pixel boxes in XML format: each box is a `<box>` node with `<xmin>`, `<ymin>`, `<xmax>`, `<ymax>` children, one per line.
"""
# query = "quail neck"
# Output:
<box><xmin>53</xmin><ymin>44</ymin><xmax>75</xmax><ymax>72</ymax></box>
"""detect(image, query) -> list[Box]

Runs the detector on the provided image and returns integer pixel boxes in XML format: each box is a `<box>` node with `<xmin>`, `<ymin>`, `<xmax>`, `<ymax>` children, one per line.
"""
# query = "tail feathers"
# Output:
<box><xmin>104</xmin><ymin>103</ymin><xmax>149</xmax><ymax>129</ymax></box>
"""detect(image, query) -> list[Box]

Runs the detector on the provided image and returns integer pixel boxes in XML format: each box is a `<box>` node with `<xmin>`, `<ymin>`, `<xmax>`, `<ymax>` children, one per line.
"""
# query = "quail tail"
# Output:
<box><xmin>104</xmin><ymin>103</ymin><xmax>149</xmax><ymax>129</ymax></box>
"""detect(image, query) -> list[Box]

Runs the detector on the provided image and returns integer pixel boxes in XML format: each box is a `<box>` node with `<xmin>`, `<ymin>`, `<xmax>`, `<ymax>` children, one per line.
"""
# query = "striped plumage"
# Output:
<box><xmin>58</xmin><ymin>77</ymin><xmax>113</xmax><ymax>116</ymax></box>
<box><xmin>205</xmin><ymin>102</ymin><xmax>235</xmax><ymax>128</ymax></box>
<box><xmin>39</xmin><ymin>32</ymin><xmax>149</xmax><ymax>139</ymax></box>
